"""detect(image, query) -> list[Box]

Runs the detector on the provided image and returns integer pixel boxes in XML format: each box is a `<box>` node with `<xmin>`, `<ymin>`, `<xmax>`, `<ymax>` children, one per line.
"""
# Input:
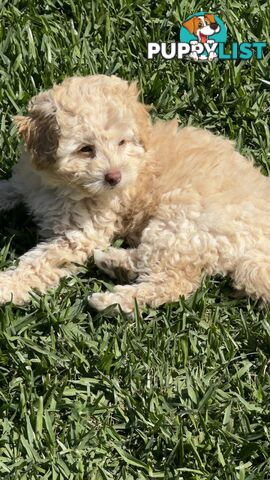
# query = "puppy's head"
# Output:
<box><xmin>15</xmin><ymin>75</ymin><xmax>151</xmax><ymax>197</ymax></box>
<box><xmin>183</xmin><ymin>14</ymin><xmax>220</xmax><ymax>38</ymax></box>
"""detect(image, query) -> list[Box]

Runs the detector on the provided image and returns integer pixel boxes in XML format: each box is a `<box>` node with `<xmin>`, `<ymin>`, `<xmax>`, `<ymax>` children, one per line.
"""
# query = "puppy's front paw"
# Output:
<box><xmin>93</xmin><ymin>248</ymin><xmax>117</xmax><ymax>279</ymax></box>
<box><xmin>93</xmin><ymin>247</ymin><xmax>137</xmax><ymax>283</ymax></box>
<box><xmin>0</xmin><ymin>271</ymin><xmax>30</xmax><ymax>305</ymax></box>
<box><xmin>190</xmin><ymin>52</ymin><xmax>199</xmax><ymax>61</ymax></box>
<box><xmin>0</xmin><ymin>285</ymin><xmax>13</xmax><ymax>305</ymax></box>
<box><xmin>208</xmin><ymin>51</ymin><xmax>218</xmax><ymax>62</ymax></box>
<box><xmin>88</xmin><ymin>291</ymin><xmax>133</xmax><ymax>315</ymax></box>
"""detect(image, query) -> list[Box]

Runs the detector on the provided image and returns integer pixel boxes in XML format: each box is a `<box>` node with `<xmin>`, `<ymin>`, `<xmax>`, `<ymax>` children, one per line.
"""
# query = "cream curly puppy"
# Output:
<box><xmin>0</xmin><ymin>74</ymin><xmax>269</xmax><ymax>313</ymax></box>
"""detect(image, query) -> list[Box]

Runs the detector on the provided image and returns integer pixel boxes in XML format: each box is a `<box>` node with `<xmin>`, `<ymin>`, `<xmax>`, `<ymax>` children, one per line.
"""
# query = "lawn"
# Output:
<box><xmin>0</xmin><ymin>0</ymin><xmax>270</xmax><ymax>479</ymax></box>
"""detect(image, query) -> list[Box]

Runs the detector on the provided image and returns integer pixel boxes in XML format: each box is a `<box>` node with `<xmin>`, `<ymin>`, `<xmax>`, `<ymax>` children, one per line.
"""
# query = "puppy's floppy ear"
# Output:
<box><xmin>183</xmin><ymin>17</ymin><xmax>197</xmax><ymax>34</ymax></box>
<box><xmin>14</xmin><ymin>91</ymin><xmax>60</xmax><ymax>169</ymax></box>
<box><xmin>205</xmin><ymin>14</ymin><xmax>216</xmax><ymax>24</ymax></box>
<box><xmin>128</xmin><ymin>81</ymin><xmax>152</xmax><ymax>150</ymax></box>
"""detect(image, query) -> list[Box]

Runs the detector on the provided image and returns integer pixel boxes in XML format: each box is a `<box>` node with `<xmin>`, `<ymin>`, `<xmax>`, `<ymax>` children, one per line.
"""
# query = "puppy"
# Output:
<box><xmin>183</xmin><ymin>14</ymin><xmax>220</xmax><ymax>61</ymax></box>
<box><xmin>0</xmin><ymin>74</ymin><xmax>270</xmax><ymax>314</ymax></box>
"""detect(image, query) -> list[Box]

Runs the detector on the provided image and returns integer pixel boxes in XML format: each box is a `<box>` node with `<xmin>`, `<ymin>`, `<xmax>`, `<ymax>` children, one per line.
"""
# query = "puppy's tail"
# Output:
<box><xmin>0</xmin><ymin>179</ymin><xmax>22</xmax><ymax>211</ymax></box>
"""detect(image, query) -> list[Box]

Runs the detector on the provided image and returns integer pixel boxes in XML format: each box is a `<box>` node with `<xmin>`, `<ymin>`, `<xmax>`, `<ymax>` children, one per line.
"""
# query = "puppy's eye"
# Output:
<box><xmin>198</xmin><ymin>22</ymin><xmax>203</xmax><ymax>27</ymax></box>
<box><xmin>119</xmin><ymin>139</ymin><xmax>126</xmax><ymax>146</ymax></box>
<box><xmin>79</xmin><ymin>145</ymin><xmax>96</xmax><ymax>158</ymax></box>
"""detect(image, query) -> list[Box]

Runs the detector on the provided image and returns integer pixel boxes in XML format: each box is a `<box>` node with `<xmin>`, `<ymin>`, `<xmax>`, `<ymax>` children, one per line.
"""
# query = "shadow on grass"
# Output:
<box><xmin>0</xmin><ymin>204</ymin><xmax>38</xmax><ymax>259</ymax></box>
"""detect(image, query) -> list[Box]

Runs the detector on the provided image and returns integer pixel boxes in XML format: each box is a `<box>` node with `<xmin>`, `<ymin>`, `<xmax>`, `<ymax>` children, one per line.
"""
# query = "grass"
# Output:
<box><xmin>0</xmin><ymin>0</ymin><xmax>270</xmax><ymax>478</ymax></box>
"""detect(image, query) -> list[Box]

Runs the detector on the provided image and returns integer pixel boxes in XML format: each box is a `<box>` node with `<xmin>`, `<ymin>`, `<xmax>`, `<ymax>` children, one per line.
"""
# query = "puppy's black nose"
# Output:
<box><xmin>105</xmin><ymin>170</ymin><xmax>122</xmax><ymax>186</ymax></box>
<box><xmin>210</xmin><ymin>22</ymin><xmax>218</xmax><ymax>30</ymax></box>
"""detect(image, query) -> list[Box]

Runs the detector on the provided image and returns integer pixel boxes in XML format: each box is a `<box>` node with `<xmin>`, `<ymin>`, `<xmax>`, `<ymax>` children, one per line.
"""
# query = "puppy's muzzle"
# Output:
<box><xmin>210</xmin><ymin>22</ymin><xmax>218</xmax><ymax>30</ymax></box>
<box><xmin>105</xmin><ymin>169</ymin><xmax>122</xmax><ymax>186</ymax></box>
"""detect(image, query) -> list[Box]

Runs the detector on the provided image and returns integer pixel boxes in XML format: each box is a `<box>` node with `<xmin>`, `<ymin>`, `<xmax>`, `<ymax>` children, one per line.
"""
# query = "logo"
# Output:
<box><xmin>147</xmin><ymin>12</ymin><xmax>267</xmax><ymax>62</ymax></box>
<box><xmin>180</xmin><ymin>13</ymin><xmax>227</xmax><ymax>62</ymax></box>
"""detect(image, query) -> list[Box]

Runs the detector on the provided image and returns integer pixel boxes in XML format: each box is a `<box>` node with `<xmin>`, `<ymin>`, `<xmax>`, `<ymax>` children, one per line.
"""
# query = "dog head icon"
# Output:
<box><xmin>183</xmin><ymin>14</ymin><xmax>220</xmax><ymax>43</ymax></box>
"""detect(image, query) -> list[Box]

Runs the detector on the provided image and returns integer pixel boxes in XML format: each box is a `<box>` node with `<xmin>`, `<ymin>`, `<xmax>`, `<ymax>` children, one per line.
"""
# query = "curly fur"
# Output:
<box><xmin>0</xmin><ymin>74</ymin><xmax>270</xmax><ymax>312</ymax></box>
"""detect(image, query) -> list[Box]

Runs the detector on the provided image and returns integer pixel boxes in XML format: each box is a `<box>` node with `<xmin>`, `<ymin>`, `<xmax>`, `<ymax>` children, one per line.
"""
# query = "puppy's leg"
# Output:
<box><xmin>90</xmin><ymin>242</ymin><xmax>203</xmax><ymax>313</ymax></box>
<box><xmin>231</xmin><ymin>251</ymin><xmax>270</xmax><ymax>303</ymax></box>
<box><xmin>88</xmin><ymin>272</ymin><xmax>198</xmax><ymax>314</ymax></box>
<box><xmin>0</xmin><ymin>230</ymin><xmax>110</xmax><ymax>305</ymax></box>
<box><xmin>93</xmin><ymin>247</ymin><xmax>137</xmax><ymax>282</ymax></box>
<box><xmin>90</xmin><ymin>209</ymin><xmax>211</xmax><ymax>313</ymax></box>
<box><xmin>0</xmin><ymin>180</ymin><xmax>22</xmax><ymax>211</ymax></box>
